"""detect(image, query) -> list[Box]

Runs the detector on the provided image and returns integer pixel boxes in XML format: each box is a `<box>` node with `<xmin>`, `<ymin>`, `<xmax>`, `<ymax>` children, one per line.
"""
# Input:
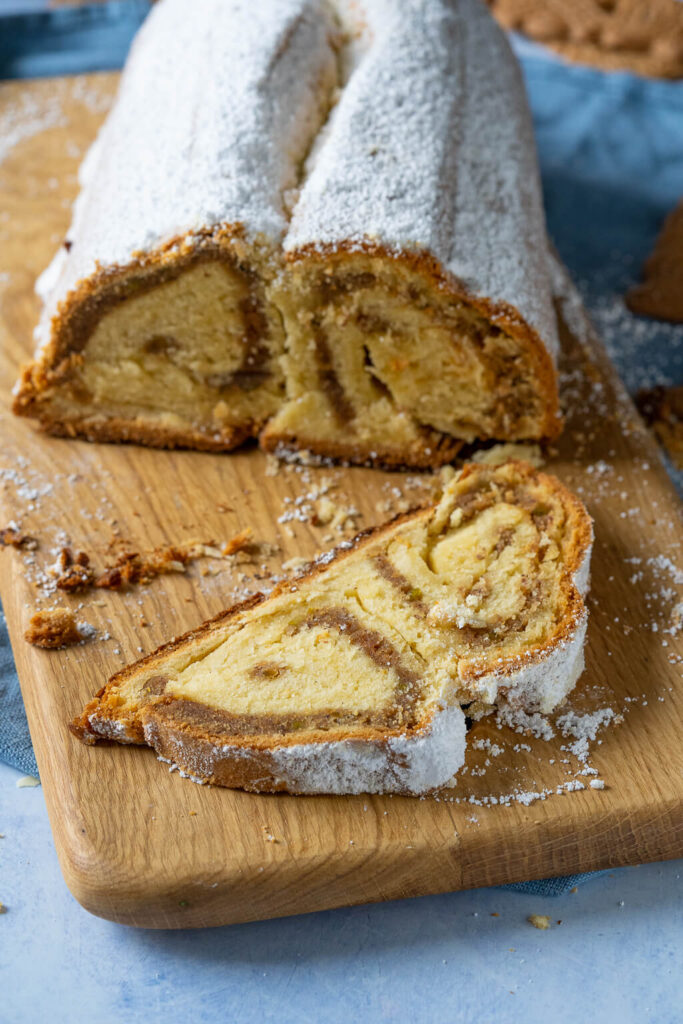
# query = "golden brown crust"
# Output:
<box><xmin>260</xmin><ymin>428</ymin><xmax>461</xmax><ymax>470</ymax></box>
<box><xmin>141</xmin><ymin>697</ymin><xmax>438</xmax><ymax>794</ymax></box>
<box><xmin>16</xmin><ymin>225</ymin><xmax>254</xmax><ymax>383</ymax></box>
<box><xmin>141</xmin><ymin>709</ymin><xmax>292</xmax><ymax>792</ymax></box>
<box><xmin>69</xmin><ymin>695</ymin><xmax>106</xmax><ymax>744</ymax></box>
<box><xmin>13</xmin><ymin>403</ymin><xmax>253</xmax><ymax>454</ymax></box>
<box><xmin>12</xmin><ymin>225</ymin><xmax>275</xmax><ymax>451</ymax></box>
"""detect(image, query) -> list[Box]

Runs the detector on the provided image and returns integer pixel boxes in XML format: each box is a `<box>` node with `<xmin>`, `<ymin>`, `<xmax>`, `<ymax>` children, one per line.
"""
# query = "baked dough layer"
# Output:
<box><xmin>262</xmin><ymin>249</ymin><xmax>557</xmax><ymax>465</ymax></box>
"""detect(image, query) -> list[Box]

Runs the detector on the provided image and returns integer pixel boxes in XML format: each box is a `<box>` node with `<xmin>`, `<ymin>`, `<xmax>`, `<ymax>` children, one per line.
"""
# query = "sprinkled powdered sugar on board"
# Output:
<box><xmin>0</xmin><ymin>74</ymin><xmax>114</xmax><ymax>175</ymax></box>
<box><xmin>556</xmin><ymin>707</ymin><xmax>617</xmax><ymax>742</ymax></box>
<box><xmin>431</xmin><ymin>699</ymin><xmax>621</xmax><ymax>806</ymax></box>
<box><xmin>0</xmin><ymin>93</ymin><xmax>66</xmax><ymax>168</ymax></box>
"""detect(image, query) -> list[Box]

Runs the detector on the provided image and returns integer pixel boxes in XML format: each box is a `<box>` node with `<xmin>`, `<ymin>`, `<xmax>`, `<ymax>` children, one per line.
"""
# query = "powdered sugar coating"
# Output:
<box><xmin>34</xmin><ymin>0</ymin><xmax>337</xmax><ymax>350</ymax></box>
<box><xmin>269</xmin><ymin>701</ymin><xmax>466</xmax><ymax>794</ymax></box>
<box><xmin>143</xmin><ymin>701</ymin><xmax>466</xmax><ymax>795</ymax></box>
<box><xmin>285</xmin><ymin>0</ymin><xmax>558</xmax><ymax>360</ymax></box>
<box><xmin>87</xmin><ymin>714</ymin><xmax>136</xmax><ymax>744</ymax></box>
<box><xmin>488</xmin><ymin>615</ymin><xmax>588</xmax><ymax>716</ymax></box>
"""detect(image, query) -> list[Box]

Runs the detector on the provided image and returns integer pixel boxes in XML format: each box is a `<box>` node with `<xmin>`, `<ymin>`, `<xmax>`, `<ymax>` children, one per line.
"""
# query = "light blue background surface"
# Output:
<box><xmin>1</xmin><ymin>760</ymin><xmax>681</xmax><ymax>1024</ymax></box>
<box><xmin>1</xmin><ymin>11</ymin><xmax>682</xmax><ymax>1022</ymax></box>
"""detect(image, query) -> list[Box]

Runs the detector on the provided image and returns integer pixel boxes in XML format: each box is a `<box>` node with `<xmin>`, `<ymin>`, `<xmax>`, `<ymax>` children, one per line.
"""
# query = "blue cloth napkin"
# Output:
<box><xmin>0</xmin><ymin>1</ymin><xmax>149</xmax><ymax>79</ymax></box>
<box><xmin>0</xmin><ymin>611</ymin><xmax>37</xmax><ymax>777</ymax></box>
<box><xmin>1</xmin><ymin>7</ymin><xmax>681</xmax><ymax>900</ymax></box>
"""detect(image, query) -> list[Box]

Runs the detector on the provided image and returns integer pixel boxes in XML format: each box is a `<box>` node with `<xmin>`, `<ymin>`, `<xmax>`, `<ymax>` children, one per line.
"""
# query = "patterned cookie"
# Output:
<box><xmin>627</xmin><ymin>200</ymin><xmax>683</xmax><ymax>323</ymax></box>
<box><xmin>486</xmin><ymin>0</ymin><xmax>683</xmax><ymax>78</ymax></box>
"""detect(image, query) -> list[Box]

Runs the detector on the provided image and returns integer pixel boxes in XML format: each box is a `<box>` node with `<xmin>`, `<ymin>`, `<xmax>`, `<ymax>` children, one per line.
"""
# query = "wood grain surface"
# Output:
<box><xmin>0</xmin><ymin>74</ymin><xmax>682</xmax><ymax>929</ymax></box>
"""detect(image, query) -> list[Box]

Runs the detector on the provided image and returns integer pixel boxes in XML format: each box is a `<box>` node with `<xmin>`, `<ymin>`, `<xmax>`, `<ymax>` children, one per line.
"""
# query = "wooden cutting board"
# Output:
<box><xmin>1</xmin><ymin>73</ymin><xmax>682</xmax><ymax>929</ymax></box>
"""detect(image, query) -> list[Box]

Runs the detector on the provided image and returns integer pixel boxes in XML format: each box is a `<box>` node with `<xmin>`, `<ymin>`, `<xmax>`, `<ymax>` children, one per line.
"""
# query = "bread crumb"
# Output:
<box><xmin>635</xmin><ymin>386</ymin><xmax>683</xmax><ymax>469</ymax></box>
<box><xmin>312</xmin><ymin>496</ymin><xmax>337</xmax><ymax>525</ymax></box>
<box><xmin>0</xmin><ymin>901</ymin><xmax>6</xmax><ymax>914</ymax></box>
<box><xmin>281</xmin><ymin>556</ymin><xmax>309</xmax><ymax>574</ymax></box>
<box><xmin>0</xmin><ymin>525</ymin><xmax>38</xmax><ymax>550</ymax></box>
<box><xmin>55</xmin><ymin>548</ymin><xmax>95</xmax><ymax>592</ymax></box>
<box><xmin>16</xmin><ymin>775</ymin><xmax>40</xmax><ymax>788</ymax></box>
<box><xmin>24</xmin><ymin>608</ymin><xmax>91</xmax><ymax>648</ymax></box>
<box><xmin>471</xmin><ymin>443</ymin><xmax>544</xmax><ymax>468</ymax></box>
<box><xmin>527</xmin><ymin>914</ymin><xmax>551</xmax><ymax>930</ymax></box>
<box><xmin>221</xmin><ymin>527</ymin><xmax>252</xmax><ymax>556</ymax></box>
<box><xmin>264</xmin><ymin>454</ymin><xmax>281</xmax><ymax>477</ymax></box>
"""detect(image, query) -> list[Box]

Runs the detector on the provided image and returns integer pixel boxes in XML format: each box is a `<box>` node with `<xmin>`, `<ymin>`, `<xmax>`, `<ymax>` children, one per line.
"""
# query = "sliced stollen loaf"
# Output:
<box><xmin>71</xmin><ymin>462</ymin><xmax>592</xmax><ymax>795</ymax></box>
<box><xmin>15</xmin><ymin>0</ymin><xmax>560</xmax><ymax>468</ymax></box>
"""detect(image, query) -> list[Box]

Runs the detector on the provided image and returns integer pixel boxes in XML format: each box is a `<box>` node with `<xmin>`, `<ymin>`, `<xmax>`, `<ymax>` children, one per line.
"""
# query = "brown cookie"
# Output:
<box><xmin>487</xmin><ymin>0</ymin><xmax>683</xmax><ymax>78</ymax></box>
<box><xmin>636</xmin><ymin>385</ymin><xmax>683</xmax><ymax>468</ymax></box>
<box><xmin>627</xmin><ymin>201</ymin><xmax>683</xmax><ymax>323</ymax></box>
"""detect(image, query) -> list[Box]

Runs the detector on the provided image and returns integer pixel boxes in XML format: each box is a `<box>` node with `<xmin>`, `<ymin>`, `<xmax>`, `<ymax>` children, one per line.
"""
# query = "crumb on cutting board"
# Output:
<box><xmin>0</xmin><ymin>525</ymin><xmax>38</xmax><ymax>550</ymax></box>
<box><xmin>24</xmin><ymin>608</ymin><xmax>92</xmax><ymax>648</ymax></box>
<box><xmin>16</xmin><ymin>775</ymin><xmax>40</xmax><ymax>788</ymax></box>
<box><xmin>527</xmin><ymin>914</ymin><xmax>551</xmax><ymax>930</ymax></box>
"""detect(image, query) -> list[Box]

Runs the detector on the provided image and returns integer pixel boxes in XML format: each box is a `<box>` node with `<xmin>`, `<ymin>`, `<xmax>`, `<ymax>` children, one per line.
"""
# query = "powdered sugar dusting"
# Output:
<box><xmin>286</xmin><ymin>0</ymin><xmax>558</xmax><ymax>360</ymax></box>
<box><xmin>496</xmin><ymin>707</ymin><xmax>556</xmax><ymax>741</ymax></box>
<box><xmin>0</xmin><ymin>92</ymin><xmax>66</xmax><ymax>167</ymax></box>
<box><xmin>556</xmin><ymin>707</ymin><xmax>616</xmax><ymax>744</ymax></box>
<box><xmin>36</xmin><ymin>0</ymin><xmax>338</xmax><ymax>343</ymax></box>
<box><xmin>270</xmin><ymin>702</ymin><xmax>467</xmax><ymax>795</ymax></box>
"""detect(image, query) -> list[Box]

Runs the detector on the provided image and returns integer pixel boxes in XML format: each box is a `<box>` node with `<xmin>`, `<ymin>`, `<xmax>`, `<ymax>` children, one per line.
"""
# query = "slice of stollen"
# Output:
<box><xmin>71</xmin><ymin>461</ymin><xmax>592</xmax><ymax>795</ymax></box>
